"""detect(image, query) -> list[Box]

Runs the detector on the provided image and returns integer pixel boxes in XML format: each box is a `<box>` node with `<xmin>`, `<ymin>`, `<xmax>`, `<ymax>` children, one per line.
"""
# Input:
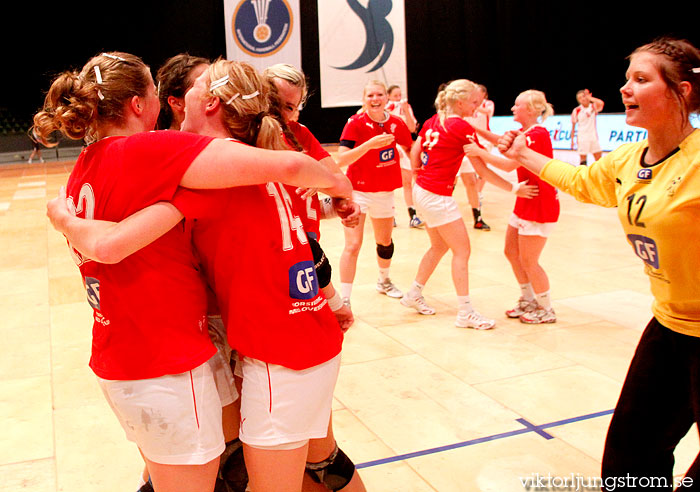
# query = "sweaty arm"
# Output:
<box><xmin>47</xmin><ymin>187</ymin><xmax>183</xmax><ymax>264</ymax></box>
<box><xmin>181</xmin><ymin>139</ymin><xmax>351</xmax><ymax>199</ymax></box>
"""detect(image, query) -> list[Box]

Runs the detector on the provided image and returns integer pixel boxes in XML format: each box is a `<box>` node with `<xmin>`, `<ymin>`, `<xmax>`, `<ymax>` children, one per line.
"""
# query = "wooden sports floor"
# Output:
<box><xmin>1</xmin><ymin>151</ymin><xmax>697</xmax><ymax>491</ymax></box>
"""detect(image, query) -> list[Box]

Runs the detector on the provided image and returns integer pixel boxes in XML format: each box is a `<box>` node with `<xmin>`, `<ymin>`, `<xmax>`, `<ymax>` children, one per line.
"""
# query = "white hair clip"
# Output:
<box><xmin>93</xmin><ymin>66</ymin><xmax>105</xmax><ymax>100</ymax></box>
<box><xmin>226</xmin><ymin>93</ymin><xmax>241</xmax><ymax>105</ymax></box>
<box><xmin>241</xmin><ymin>90</ymin><xmax>259</xmax><ymax>100</ymax></box>
<box><xmin>210</xmin><ymin>75</ymin><xmax>230</xmax><ymax>91</ymax></box>
<box><xmin>692</xmin><ymin>67</ymin><xmax>700</xmax><ymax>74</ymax></box>
<box><xmin>101</xmin><ymin>53</ymin><xmax>126</xmax><ymax>61</ymax></box>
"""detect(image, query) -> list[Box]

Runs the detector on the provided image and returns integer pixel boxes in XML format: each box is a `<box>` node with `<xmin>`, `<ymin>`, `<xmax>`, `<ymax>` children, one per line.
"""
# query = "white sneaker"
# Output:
<box><xmin>505</xmin><ymin>298</ymin><xmax>538</xmax><ymax>318</ymax></box>
<box><xmin>400</xmin><ymin>294</ymin><xmax>435</xmax><ymax>315</ymax></box>
<box><xmin>520</xmin><ymin>306</ymin><xmax>556</xmax><ymax>324</ymax></box>
<box><xmin>456</xmin><ymin>310</ymin><xmax>495</xmax><ymax>330</ymax></box>
<box><xmin>376</xmin><ymin>278</ymin><xmax>403</xmax><ymax>298</ymax></box>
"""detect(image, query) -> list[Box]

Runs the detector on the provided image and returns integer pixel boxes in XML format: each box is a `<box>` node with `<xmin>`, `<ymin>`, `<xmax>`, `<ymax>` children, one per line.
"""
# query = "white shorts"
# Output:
<box><xmin>508</xmin><ymin>213</ymin><xmax>556</xmax><ymax>237</ymax></box>
<box><xmin>207</xmin><ymin>316</ymin><xmax>238</xmax><ymax>406</ymax></box>
<box><xmin>459</xmin><ymin>155</ymin><xmax>475</xmax><ymax>174</ymax></box>
<box><xmin>412</xmin><ymin>183</ymin><xmax>462</xmax><ymax>228</ymax></box>
<box><xmin>352</xmin><ymin>190</ymin><xmax>395</xmax><ymax>219</ymax></box>
<box><xmin>97</xmin><ymin>360</ymin><xmax>225</xmax><ymax>465</ymax></box>
<box><xmin>577</xmin><ymin>137</ymin><xmax>601</xmax><ymax>155</ymax></box>
<box><xmin>238</xmin><ymin>353</ymin><xmax>341</xmax><ymax>448</ymax></box>
<box><xmin>398</xmin><ymin>145</ymin><xmax>412</xmax><ymax>171</ymax></box>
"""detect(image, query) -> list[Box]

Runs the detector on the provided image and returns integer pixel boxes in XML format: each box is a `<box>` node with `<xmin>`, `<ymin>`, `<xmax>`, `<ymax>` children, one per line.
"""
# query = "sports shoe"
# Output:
<box><xmin>520</xmin><ymin>307</ymin><xmax>556</xmax><ymax>324</ymax></box>
<box><xmin>400</xmin><ymin>293</ymin><xmax>436</xmax><ymax>315</ymax></box>
<box><xmin>376</xmin><ymin>278</ymin><xmax>403</xmax><ymax>298</ymax></box>
<box><xmin>474</xmin><ymin>218</ymin><xmax>490</xmax><ymax>231</ymax></box>
<box><xmin>505</xmin><ymin>298</ymin><xmax>538</xmax><ymax>318</ymax></box>
<box><xmin>455</xmin><ymin>310</ymin><xmax>495</xmax><ymax>330</ymax></box>
<box><xmin>409</xmin><ymin>216</ymin><xmax>425</xmax><ymax>228</ymax></box>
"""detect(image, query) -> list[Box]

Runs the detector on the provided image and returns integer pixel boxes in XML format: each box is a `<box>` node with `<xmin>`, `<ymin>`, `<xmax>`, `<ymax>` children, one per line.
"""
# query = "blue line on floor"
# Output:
<box><xmin>356</xmin><ymin>408</ymin><xmax>614</xmax><ymax>469</ymax></box>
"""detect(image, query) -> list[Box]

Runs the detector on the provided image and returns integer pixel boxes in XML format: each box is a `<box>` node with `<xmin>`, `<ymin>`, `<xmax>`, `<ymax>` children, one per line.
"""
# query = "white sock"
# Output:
<box><xmin>520</xmin><ymin>283</ymin><xmax>535</xmax><ymax>301</ymax></box>
<box><xmin>457</xmin><ymin>295</ymin><xmax>473</xmax><ymax>314</ymax></box>
<box><xmin>408</xmin><ymin>280</ymin><xmax>424</xmax><ymax>298</ymax></box>
<box><xmin>340</xmin><ymin>282</ymin><xmax>353</xmax><ymax>300</ymax></box>
<box><xmin>536</xmin><ymin>291</ymin><xmax>552</xmax><ymax>310</ymax></box>
<box><xmin>378</xmin><ymin>267</ymin><xmax>390</xmax><ymax>282</ymax></box>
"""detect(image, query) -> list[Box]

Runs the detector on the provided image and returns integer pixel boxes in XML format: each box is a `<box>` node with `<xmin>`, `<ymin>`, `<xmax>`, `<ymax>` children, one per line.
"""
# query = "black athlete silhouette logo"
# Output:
<box><xmin>335</xmin><ymin>0</ymin><xmax>394</xmax><ymax>72</ymax></box>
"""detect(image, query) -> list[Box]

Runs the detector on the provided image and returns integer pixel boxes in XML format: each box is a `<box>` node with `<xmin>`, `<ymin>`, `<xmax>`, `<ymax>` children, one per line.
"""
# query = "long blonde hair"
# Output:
<box><xmin>206</xmin><ymin>59</ymin><xmax>288</xmax><ymax>150</ymax></box>
<box><xmin>434</xmin><ymin>79</ymin><xmax>477</xmax><ymax>126</ymax></box>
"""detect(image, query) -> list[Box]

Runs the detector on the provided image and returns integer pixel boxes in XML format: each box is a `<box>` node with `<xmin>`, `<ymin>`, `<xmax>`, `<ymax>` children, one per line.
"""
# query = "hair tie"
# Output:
<box><xmin>254</xmin><ymin>112</ymin><xmax>266</xmax><ymax>125</ymax></box>
<box><xmin>93</xmin><ymin>66</ymin><xmax>105</xmax><ymax>100</ymax></box>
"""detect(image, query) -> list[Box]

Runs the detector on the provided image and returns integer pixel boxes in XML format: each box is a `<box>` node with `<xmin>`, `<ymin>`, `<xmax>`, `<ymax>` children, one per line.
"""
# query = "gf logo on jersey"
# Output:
<box><xmin>637</xmin><ymin>168</ymin><xmax>652</xmax><ymax>181</ymax></box>
<box><xmin>627</xmin><ymin>234</ymin><xmax>659</xmax><ymax>269</ymax></box>
<box><xmin>84</xmin><ymin>276</ymin><xmax>101</xmax><ymax>310</ymax></box>
<box><xmin>289</xmin><ymin>260</ymin><xmax>318</xmax><ymax>300</ymax></box>
<box><xmin>379</xmin><ymin>148</ymin><xmax>395</xmax><ymax>162</ymax></box>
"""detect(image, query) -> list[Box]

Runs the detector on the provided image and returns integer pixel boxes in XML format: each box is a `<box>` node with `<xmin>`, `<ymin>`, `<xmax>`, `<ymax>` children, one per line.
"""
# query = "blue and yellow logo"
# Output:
<box><xmin>232</xmin><ymin>0</ymin><xmax>293</xmax><ymax>57</ymax></box>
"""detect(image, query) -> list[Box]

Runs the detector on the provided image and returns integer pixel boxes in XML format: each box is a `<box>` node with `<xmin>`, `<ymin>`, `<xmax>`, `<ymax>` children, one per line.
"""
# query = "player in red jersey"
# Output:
<box><xmin>37</xmin><ymin>52</ymin><xmax>348</xmax><ymax>492</ymax></box>
<box><xmin>47</xmin><ymin>58</ymin><xmax>359</xmax><ymax>492</ymax></box>
<box><xmin>264</xmin><ymin>63</ymin><xmax>369</xmax><ymax>492</ymax></box>
<box><xmin>335</xmin><ymin>80</ymin><xmax>414</xmax><ymax>306</ymax></box>
<box><xmin>465</xmin><ymin>89</ymin><xmax>560</xmax><ymax>324</ymax></box>
<box><xmin>402</xmin><ymin>80</ymin><xmax>537</xmax><ymax>329</ymax></box>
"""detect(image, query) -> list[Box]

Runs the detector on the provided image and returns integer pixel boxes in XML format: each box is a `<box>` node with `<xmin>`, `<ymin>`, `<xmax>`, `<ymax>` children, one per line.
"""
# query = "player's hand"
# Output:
<box><xmin>332</xmin><ymin>304</ymin><xmax>354</xmax><ymax>332</ymax></box>
<box><xmin>515</xmin><ymin>180</ymin><xmax>539</xmax><ymax>199</ymax></box>
<box><xmin>296</xmin><ymin>187</ymin><xmax>318</xmax><ymax>200</ymax></box>
<box><xmin>366</xmin><ymin>133</ymin><xmax>395</xmax><ymax>149</ymax></box>
<box><xmin>463</xmin><ymin>142</ymin><xmax>485</xmax><ymax>157</ymax></box>
<box><xmin>46</xmin><ymin>186</ymin><xmax>71</xmax><ymax>232</ymax></box>
<box><xmin>498</xmin><ymin>130</ymin><xmax>526</xmax><ymax>158</ymax></box>
<box><xmin>333</xmin><ymin>198</ymin><xmax>361</xmax><ymax>228</ymax></box>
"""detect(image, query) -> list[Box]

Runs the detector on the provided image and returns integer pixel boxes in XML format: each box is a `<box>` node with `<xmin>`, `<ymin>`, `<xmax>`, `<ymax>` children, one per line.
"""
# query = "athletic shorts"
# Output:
<box><xmin>97</xmin><ymin>359</ymin><xmax>225</xmax><ymax>465</ymax></box>
<box><xmin>207</xmin><ymin>316</ymin><xmax>238</xmax><ymax>406</ymax></box>
<box><xmin>508</xmin><ymin>213</ymin><xmax>556</xmax><ymax>237</ymax></box>
<box><xmin>577</xmin><ymin>137</ymin><xmax>601</xmax><ymax>155</ymax></box>
<box><xmin>238</xmin><ymin>353</ymin><xmax>341</xmax><ymax>448</ymax></box>
<box><xmin>459</xmin><ymin>155</ymin><xmax>475</xmax><ymax>174</ymax></box>
<box><xmin>398</xmin><ymin>145</ymin><xmax>412</xmax><ymax>171</ymax></box>
<box><xmin>412</xmin><ymin>183</ymin><xmax>462</xmax><ymax>228</ymax></box>
<box><xmin>352</xmin><ymin>190</ymin><xmax>395</xmax><ymax>219</ymax></box>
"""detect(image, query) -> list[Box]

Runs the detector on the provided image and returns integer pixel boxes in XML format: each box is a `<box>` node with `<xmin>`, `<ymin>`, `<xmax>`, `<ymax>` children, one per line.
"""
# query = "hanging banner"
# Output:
<box><xmin>223</xmin><ymin>0</ymin><xmax>301</xmax><ymax>72</ymax></box>
<box><xmin>317</xmin><ymin>0</ymin><xmax>407</xmax><ymax>108</ymax></box>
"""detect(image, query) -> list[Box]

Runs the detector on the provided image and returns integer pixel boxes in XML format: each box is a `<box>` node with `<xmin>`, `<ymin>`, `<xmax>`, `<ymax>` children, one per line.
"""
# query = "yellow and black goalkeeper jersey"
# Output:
<box><xmin>541</xmin><ymin>129</ymin><xmax>700</xmax><ymax>336</ymax></box>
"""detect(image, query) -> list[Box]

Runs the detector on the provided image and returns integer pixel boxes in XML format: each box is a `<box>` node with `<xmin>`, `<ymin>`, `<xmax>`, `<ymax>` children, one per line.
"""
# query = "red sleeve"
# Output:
<box><xmin>122</xmin><ymin>130</ymin><xmax>214</xmax><ymax>203</ymax></box>
<box><xmin>339</xmin><ymin>116</ymin><xmax>360</xmax><ymax>143</ymax></box>
<box><xmin>393</xmin><ymin>117</ymin><xmax>413</xmax><ymax>147</ymax></box>
<box><xmin>172</xmin><ymin>188</ymin><xmax>231</xmax><ymax>220</ymax></box>
<box><xmin>292</xmin><ymin>122</ymin><xmax>330</xmax><ymax>161</ymax></box>
<box><xmin>526</xmin><ymin>126</ymin><xmax>554</xmax><ymax>158</ymax></box>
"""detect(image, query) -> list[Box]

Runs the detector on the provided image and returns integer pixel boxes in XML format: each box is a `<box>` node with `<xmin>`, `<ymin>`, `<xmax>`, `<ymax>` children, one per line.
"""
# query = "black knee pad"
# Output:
<box><xmin>308</xmin><ymin>235</ymin><xmax>332</xmax><ymax>288</ymax></box>
<box><xmin>219</xmin><ymin>438</ymin><xmax>248</xmax><ymax>492</ymax></box>
<box><xmin>376</xmin><ymin>240</ymin><xmax>394</xmax><ymax>260</ymax></box>
<box><xmin>306</xmin><ymin>445</ymin><xmax>356</xmax><ymax>491</ymax></box>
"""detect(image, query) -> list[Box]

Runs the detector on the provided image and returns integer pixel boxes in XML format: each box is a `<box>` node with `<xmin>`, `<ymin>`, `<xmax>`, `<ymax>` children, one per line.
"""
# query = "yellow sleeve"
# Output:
<box><xmin>540</xmin><ymin>156</ymin><xmax>619</xmax><ymax>208</ymax></box>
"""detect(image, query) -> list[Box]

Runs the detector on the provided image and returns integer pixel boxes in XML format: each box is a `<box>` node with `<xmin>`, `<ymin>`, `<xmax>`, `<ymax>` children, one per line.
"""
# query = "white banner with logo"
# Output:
<box><xmin>488</xmin><ymin>113</ymin><xmax>700</xmax><ymax>152</ymax></box>
<box><xmin>223</xmin><ymin>0</ymin><xmax>301</xmax><ymax>72</ymax></box>
<box><xmin>317</xmin><ymin>0</ymin><xmax>407</xmax><ymax>108</ymax></box>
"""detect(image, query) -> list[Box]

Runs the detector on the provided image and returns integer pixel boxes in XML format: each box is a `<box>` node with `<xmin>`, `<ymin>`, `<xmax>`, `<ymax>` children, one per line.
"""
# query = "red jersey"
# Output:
<box><xmin>65</xmin><ymin>131</ymin><xmax>216</xmax><ymax>380</ymax></box>
<box><xmin>284</xmin><ymin>121</ymin><xmax>330</xmax><ymax>240</ymax></box>
<box><xmin>513</xmin><ymin>125</ymin><xmax>560</xmax><ymax>223</ymax></box>
<box><xmin>416</xmin><ymin>115</ymin><xmax>481</xmax><ymax>196</ymax></box>
<box><xmin>173</xmin><ymin>179</ymin><xmax>343</xmax><ymax>371</ymax></box>
<box><xmin>339</xmin><ymin>112</ymin><xmax>413</xmax><ymax>192</ymax></box>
